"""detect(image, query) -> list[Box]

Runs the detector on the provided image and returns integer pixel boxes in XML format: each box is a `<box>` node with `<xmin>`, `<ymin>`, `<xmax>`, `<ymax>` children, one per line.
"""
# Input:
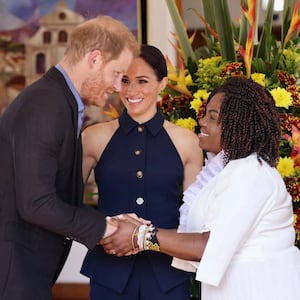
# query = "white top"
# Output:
<box><xmin>178</xmin><ymin>151</ymin><xmax>225</xmax><ymax>233</ymax></box>
<box><xmin>172</xmin><ymin>153</ymin><xmax>300</xmax><ymax>300</ymax></box>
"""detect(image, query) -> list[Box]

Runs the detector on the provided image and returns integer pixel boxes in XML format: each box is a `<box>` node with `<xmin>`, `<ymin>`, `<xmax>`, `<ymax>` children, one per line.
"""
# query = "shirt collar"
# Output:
<box><xmin>119</xmin><ymin>109</ymin><xmax>164</xmax><ymax>136</ymax></box>
<box><xmin>55</xmin><ymin>64</ymin><xmax>85</xmax><ymax>136</ymax></box>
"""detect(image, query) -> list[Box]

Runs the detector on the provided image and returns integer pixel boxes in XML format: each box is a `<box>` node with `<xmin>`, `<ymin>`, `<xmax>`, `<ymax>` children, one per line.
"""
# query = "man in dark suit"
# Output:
<box><xmin>0</xmin><ymin>15</ymin><xmax>139</xmax><ymax>300</ymax></box>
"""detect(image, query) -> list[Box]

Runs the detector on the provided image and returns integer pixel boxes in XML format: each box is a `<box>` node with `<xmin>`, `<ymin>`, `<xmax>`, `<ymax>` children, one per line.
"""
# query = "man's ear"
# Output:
<box><xmin>88</xmin><ymin>49</ymin><xmax>102</xmax><ymax>68</ymax></box>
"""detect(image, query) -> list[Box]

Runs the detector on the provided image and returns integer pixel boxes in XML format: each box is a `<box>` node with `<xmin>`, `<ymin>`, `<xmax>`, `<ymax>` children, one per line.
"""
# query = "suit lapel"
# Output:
<box><xmin>45</xmin><ymin>67</ymin><xmax>83</xmax><ymax>207</ymax></box>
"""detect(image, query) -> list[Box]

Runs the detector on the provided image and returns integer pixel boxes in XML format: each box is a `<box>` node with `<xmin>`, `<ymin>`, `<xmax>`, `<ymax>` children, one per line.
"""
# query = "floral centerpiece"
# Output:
<box><xmin>159</xmin><ymin>0</ymin><xmax>300</xmax><ymax>248</ymax></box>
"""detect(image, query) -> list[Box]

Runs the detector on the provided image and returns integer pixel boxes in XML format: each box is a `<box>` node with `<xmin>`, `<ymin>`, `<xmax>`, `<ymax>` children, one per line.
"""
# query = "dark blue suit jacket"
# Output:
<box><xmin>0</xmin><ymin>67</ymin><xmax>106</xmax><ymax>300</ymax></box>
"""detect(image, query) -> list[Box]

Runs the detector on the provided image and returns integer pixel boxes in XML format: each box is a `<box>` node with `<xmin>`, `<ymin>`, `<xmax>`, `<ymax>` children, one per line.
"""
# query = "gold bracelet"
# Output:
<box><xmin>131</xmin><ymin>225</ymin><xmax>139</xmax><ymax>250</ymax></box>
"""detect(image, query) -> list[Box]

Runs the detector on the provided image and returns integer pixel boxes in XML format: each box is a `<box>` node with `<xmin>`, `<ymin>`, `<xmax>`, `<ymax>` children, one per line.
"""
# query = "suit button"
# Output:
<box><xmin>137</xmin><ymin>126</ymin><xmax>144</xmax><ymax>132</ymax></box>
<box><xmin>136</xmin><ymin>170</ymin><xmax>143</xmax><ymax>178</ymax></box>
<box><xmin>135</xmin><ymin>149</ymin><xmax>142</xmax><ymax>155</ymax></box>
<box><xmin>136</xmin><ymin>197</ymin><xmax>144</xmax><ymax>205</ymax></box>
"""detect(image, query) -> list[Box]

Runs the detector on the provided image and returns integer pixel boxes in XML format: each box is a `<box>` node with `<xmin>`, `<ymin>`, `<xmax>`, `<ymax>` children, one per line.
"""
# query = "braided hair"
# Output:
<box><xmin>207</xmin><ymin>76</ymin><xmax>281</xmax><ymax>167</ymax></box>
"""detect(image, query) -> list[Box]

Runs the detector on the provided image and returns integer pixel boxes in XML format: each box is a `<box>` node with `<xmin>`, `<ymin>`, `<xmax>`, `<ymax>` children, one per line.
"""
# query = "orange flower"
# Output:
<box><xmin>170</xmin><ymin>30</ymin><xmax>197</xmax><ymax>58</ymax></box>
<box><xmin>189</xmin><ymin>8</ymin><xmax>218</xmax><ymax>40</ymax></box>
<box><xmin>240</xmin><ymin>0</ymin><xmax>257</xmax><ymax>78</ymax></box>
<box><xmin>284</xmin><ymin>0</ymin><xmax>300</xmax><ymax>47</ymax></box>
<box><xmin>102</xmin><ymin>104</ymin><xmax>120</xmax><ymax>119</ymax></box>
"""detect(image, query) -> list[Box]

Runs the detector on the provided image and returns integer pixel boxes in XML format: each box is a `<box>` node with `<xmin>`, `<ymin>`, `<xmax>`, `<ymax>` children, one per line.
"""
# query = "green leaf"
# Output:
<box><xmin>201</xmin><ymin>0</ymin><xmax>216</xmax><ymax>38</ymax></box>
<box><xmin>210</xmin><ymin>0</ymin><xmax>236</xmax><ymax>61</ymax></box>
<box><xmin>256</xmin><ymin>0</ymin><xmax>274</xmax><ymax>60</ymax></box>
<box><xmin>238</xmin><ymin>14</ymin><xmax>248</xmax><ymax>48</ymax></box>
<box><xmin>165</xmin><ymin>0</ymin><xmax>196</xmax><ymax>64</ymax></box>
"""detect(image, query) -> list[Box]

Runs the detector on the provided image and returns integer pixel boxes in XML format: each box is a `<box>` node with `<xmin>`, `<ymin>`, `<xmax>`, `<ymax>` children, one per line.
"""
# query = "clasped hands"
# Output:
<box><xmin>100</xmin><ymin>213</ymin><xmax>149</xmax><ymax>257</ymax></box>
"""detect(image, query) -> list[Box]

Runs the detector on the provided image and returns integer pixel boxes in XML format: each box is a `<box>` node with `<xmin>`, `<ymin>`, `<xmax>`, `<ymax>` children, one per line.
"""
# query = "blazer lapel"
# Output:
<box><xmin>46</xmin><ymin>67</ymin><xmax>83</xmax><ymax>207</ymax></box>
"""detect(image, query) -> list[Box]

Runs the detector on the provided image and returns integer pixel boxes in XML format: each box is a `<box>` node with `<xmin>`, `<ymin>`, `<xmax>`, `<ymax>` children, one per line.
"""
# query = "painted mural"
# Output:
<box><xmin>0</xmin><ymin>0</ymin><xmax>138</xmax><ymax>114</ymax></box>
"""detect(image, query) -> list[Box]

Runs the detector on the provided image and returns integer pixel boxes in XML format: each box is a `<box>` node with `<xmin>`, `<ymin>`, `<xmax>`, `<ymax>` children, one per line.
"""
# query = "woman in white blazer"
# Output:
<box><xmin>101</xmin><ymin>76</ymin><xmax>300</xmax><ymax>300</ymax></box>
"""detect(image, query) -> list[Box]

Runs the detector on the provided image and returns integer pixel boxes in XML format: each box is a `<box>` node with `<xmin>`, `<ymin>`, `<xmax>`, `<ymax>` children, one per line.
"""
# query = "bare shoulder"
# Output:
<box><xmin>163</xmin><ymin>120</ymin><xmax>203</xmax><ymax>162</ymax></box>
<box><xmin>82</xmin><ymin>119</ymin><xmax>119</xmax><ymax>158</ymax></box>
<box><xmin>83</xmin><ymin>119</ymin><xmax>118</xmax><ymax>137</ymax></box>
<box><xmin>164</xmin><ymin>120</ymin><xmax>203</xmax><ymax>189</ymax></box>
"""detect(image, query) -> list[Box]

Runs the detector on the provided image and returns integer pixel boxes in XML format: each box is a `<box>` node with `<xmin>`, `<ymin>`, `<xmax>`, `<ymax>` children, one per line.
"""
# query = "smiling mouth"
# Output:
<box><xmin>127</xmin><ymin>97</ymin><xmax>143</xmax><ymax>104</ymax></box>
<box><xmin>199</xmin><ymin>131</ymin><xmax>209</xmax><ymax>137</ymax></box>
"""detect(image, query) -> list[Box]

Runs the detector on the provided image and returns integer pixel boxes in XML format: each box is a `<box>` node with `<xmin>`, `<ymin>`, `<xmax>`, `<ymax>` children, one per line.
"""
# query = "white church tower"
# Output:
<box><xmin>25</xmin><ymin>1</ymin><xmax>84</xmax><ymax>85</ymax></box>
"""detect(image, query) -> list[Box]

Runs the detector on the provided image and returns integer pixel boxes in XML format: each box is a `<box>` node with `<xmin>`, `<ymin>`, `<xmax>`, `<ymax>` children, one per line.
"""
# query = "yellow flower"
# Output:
<box><xmin>190</xmin><ymin>89</ymin><xmax>210</xmax><ymax>113</ymax></box>
<box><xmin>175</xmin><ymin>117</ymin><xmax>197</xmax><ymax>132</ymax></box>
<box><xmin>202</xmin><ymin>56</ymin><xmax>223</xmax><ymax>66</ymax></box>
<box><xmin>270</xmin><ymin>87</ymin><xmax>293</xmax><ymax>108</ymax></box>
<box><xmin>250</xmin><ymin>73</ymin><xmax>265</xmax><ymax>86</ymax></box>
<box><xmin>193</xmin><ymin>89</ymin><xmax>210</xmax><ymax>101</ymax></box>
<box><xmin>185</xmin><ymin>74</ymin><xmax>193</xmax><ymax>86</ymax></box>
<box><xmin>277</xmin><ymin>157</ymin><xmax>295</xmax><ymax>177</ymax></box>
<box><xmin>294</xmin><ymin>214</ymin><xmax>297</xmax><ymax>226</ymax></box>
<box><xmin>190</xmin><ymin>98</ymin><xmax>202</xmax><ymax>113</ymax></box>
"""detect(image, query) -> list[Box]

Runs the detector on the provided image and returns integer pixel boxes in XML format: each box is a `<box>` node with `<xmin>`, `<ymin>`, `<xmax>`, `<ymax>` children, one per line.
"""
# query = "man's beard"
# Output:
<box><xmin>81</xmin><ymin>73</ymin><xmax>106</xmax><ymax>107</ymax></box>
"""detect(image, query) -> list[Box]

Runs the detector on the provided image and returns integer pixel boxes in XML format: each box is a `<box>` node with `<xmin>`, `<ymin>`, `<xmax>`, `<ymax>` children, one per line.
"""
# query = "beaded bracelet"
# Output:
<box><xmin>135</xmin><ymin>224</ymin><xmax>160</xmax><ymax>252</ymax></box>
<box><xmin>144</xmin><ymin>224</ymin><xmax>160</xmax><ymax>252</ymax></box>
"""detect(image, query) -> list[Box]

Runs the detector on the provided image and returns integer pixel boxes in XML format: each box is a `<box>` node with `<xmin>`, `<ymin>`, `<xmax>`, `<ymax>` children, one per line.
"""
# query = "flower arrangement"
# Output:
<box><xmin>159</xmin><ymin>0</ymin><xmax>300</xmax><ymax>248</ymax></box>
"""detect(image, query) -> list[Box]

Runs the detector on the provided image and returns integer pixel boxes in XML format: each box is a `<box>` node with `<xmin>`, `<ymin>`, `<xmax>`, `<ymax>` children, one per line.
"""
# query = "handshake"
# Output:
<box><xmin>100</xmin><ymin>214</ymin><xmax>160</xmax><ymax>256</ymax></box>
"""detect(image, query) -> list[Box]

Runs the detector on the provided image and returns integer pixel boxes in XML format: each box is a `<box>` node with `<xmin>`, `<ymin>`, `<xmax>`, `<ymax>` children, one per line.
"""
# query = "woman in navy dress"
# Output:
<box><xmin>80</xmin><ymin>45</ymin><xmax>203</xmax><ymax>300</ymax></box>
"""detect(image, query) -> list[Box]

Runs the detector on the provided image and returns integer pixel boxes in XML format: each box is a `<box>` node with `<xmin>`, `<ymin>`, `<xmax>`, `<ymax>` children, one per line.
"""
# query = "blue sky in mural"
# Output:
<box><xmin>0</xmin><ymin>0</ymin><xmax>137</xmax><ymax>35</ymax></box>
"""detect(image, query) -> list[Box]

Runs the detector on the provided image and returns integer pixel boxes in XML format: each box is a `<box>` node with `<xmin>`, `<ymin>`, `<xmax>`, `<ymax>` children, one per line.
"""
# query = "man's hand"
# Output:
<box><xmin>101</xmin><ymin>216</ymin><xmax>118</xmax><ymax>239</ymax></box>
<box><xmin>114</xmin><ymin>213</ymin><xmax>150</xmax><ymax>225</ymax></box>
<box><xmin>100</xmin><ymin>218</ymin><xmax>140</xmax><ymax>256</ymax></box>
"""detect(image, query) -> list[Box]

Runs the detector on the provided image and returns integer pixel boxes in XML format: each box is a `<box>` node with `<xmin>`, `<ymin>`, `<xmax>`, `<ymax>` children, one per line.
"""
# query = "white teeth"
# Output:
<box><xmin>200</xmin><ymin>132</ymin><xmax>209</xmax><ymax>137</ymax></box>
<box><xmin>127</xmin><ymin>98</ymin><xmax>143</xmax><ymax>103</ymax></box>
